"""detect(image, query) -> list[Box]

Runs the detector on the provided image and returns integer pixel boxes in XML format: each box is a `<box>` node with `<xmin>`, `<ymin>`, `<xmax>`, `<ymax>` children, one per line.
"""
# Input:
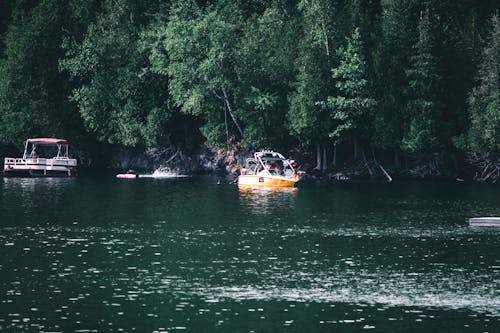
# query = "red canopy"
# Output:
<box><xmin>26</xmin><ymin>138</ymin><xmax>68</xmax><ymax>144</ymax></box>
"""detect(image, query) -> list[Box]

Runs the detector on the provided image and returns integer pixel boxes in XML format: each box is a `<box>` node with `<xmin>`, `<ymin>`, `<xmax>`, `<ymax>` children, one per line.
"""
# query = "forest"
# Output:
<box><xmin>0</xmin><ymin>0</ymin><xmax>499</xmax><ymax>175</ymax></box>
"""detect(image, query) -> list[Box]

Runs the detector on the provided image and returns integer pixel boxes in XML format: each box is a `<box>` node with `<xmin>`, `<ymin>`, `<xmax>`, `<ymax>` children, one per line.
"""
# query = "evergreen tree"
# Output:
<box><xmin>287</xmin><ymin>0</ymin><xmax>344</xmax><ymax>169</ymax></box>
<box><xmin>373</xmin><ymin>0</ymin><xmax>417</xmax><ymax>154</ymax></box>
<box><xmin>287</xmin><ymin>51</ymin><xmax>329</xmax><ymax>146</ymax></box>
<box><xmin>324</xmin><ymin>28</ymin><xmax>376</xmax><ymax>152</ymax></box>
<box><xmin>402</xmin><ymin>7</ymin><xmax>442</xmax><ymax>152</ymax></box>
<box><xmin>466</xmin><ymin>15</ymin><xmax>500</xmax><ymax>151</ymax></box>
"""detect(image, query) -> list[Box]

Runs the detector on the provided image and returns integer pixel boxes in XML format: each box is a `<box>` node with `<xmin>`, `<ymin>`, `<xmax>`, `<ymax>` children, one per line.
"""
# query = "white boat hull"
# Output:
<box><xmin>3</xmin><ymin>158</ymin><xmax>77</xmax><ymax>177</ymax></box>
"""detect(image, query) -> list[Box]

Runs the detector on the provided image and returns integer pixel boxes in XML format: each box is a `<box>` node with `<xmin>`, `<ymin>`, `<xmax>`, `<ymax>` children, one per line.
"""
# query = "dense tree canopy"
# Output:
<box><xmin>60</xmin><ymin>0</ymin><xmax>173</xmax><ymax>146</ymax></box>
<box><xmin>324</xmin><ymin>27</ymin><xmax>376</xmax><ymax>146</ymax></box>
<box><xmin>0</xmin><ymin>0</ymin><xmax>498</xmax><ymax>162</ymax></box>
<box><xmin>465</xmin><ymin>15</ymin><xmax>500</xmax><ymax>152</ymax></box>
<box><xmin>287</xmin><ymin>0</ymin><xmax>340</xmax><ymax>145</ymax></box>
<box><xmin>402</xmin><ymin>7</ymin><xmax>441</xmax><ymax>152</ymax></box>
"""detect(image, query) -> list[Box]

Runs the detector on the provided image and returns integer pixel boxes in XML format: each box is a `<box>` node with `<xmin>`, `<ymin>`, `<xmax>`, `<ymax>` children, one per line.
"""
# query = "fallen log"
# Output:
<box><xmin>378</xmin><ymin>163</ymin><xmax>393</xmax><ymax>182</ymax></box>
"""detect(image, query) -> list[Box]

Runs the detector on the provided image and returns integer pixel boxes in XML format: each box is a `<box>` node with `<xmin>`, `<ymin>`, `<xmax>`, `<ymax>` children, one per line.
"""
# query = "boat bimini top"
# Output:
<box><xmin>22</xmin><ymin>138</ymin><xmax>70</xmax><ymax>160</ymax></box>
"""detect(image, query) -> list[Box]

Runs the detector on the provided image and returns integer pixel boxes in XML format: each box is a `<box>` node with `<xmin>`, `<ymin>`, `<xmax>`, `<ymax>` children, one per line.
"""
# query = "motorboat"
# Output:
<box><xmin>238</xmin><ymin>150</ymin><xmax>300</xmax><ymax>187</ymax></box>
<box><xmin>3</xmin><ymin>138</ymin><xmax>77</xmax><ymax>177</ymax></box>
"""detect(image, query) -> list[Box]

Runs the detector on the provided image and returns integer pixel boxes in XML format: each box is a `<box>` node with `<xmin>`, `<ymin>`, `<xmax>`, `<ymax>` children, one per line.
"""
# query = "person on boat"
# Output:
<box><xmin>268</xmin><ymin>162</ymin><xmax>279</xmax><ymax>175</ymax></box>
<box><xmin>275</xmin><ymin>164</ymin><xmax>283</xmax><ymax>176</ymax></box>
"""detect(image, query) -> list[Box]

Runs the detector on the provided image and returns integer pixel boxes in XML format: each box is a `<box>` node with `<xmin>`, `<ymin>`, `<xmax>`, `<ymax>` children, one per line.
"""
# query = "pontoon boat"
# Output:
<box><xmin>3</xmin><ymin>138</ymin><xmax>77</xmax><ymax>177</ymax></box>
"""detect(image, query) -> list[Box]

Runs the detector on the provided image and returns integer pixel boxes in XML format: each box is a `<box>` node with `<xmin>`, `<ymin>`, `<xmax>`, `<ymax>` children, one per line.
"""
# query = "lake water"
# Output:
<box><xmin>0</xmin><ymin>176</ymin><xmax>499</xmax><ymax>332</ymax></box>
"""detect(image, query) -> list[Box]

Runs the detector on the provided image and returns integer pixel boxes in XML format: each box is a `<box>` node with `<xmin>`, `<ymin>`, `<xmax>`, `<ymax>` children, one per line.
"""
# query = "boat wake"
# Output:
<box><xmin>140</xmin><ymin>168</ymin><xmax>189</xmax><ymax>178</ymax></box>
<box><xmin>183</xmin><ymin>283</ymin><xmax>500</xmax><ymax>316</ymax></box>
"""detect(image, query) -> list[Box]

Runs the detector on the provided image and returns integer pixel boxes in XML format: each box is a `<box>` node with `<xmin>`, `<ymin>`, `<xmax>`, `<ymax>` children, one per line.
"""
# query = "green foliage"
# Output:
<box><xmin>287</xmin><ymin>57</ymin><xmax>327</xmax><ymax>144</ymax></box>
<box><xmin>466</xmin><ymin>15</ymin><xmax>500</xmax><ymax>152</ymax></box>
<box><xmin>287</xmin><ymin>0</ymin><xmax>343</xmax><ymax>146</ymax></box>
<box><xmin>0</xmin><ymin>0</ymin><xmax>498</xmax><ymax>161</ymax></box>
<box><xmin>324</xmin><ymin>28</ymin><xmax>376</xmax><ymax>143</ymax></box>
<box><xmin>237</xmin><ymin>5</ymin><xmax>299</xmax><ymax>149</ymax></box>
<box><xmin>0</xmin><ymin>1</ymin><xmax>68</xmax><ymax>145</ymax></box>
<box><xmin>372</xmin><ymin>0</ymin><xmax>417</xmax><ymax>150</ymax></box>
<box><xmin>402</xmin><ymin>8</ymin><xmax>441</xmax><ymax>152</ymax></box>
<box><xmin>0</xmin><ymin>0</ymin><xmax>101</xmax><ymax>147</ymax></box>
<box><xmin>163</xmin><ymin>1</ymin><xmax>298</xmax><ymax>149</ymax></box>
<box><xmin>60</xmin><ymin>0</ymin><xmax>172</xmax><ymax>147</ymax></box>
<box><xmin>163</xmin><ymin>1</ymin><xmax>242</xmax><ymax>147</ymax></box>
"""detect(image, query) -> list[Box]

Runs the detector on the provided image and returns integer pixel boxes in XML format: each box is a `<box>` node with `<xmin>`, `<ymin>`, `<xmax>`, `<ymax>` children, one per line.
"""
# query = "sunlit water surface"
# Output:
<box><xmin>0</xmin><ymin>176</ymin><xmax>499</xmax><ymax>332</ymax></box>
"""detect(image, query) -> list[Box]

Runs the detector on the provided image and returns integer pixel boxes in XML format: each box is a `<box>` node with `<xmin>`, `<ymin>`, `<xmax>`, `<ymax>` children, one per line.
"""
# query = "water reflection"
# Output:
<box><xmin>1</xmin><ymin>178</ymin><xmax>77</xmax><ymax>223</ymax></box>
<box><xmin>2</xmin><ymin>176</ymin><xmax>76</xmax><ymax>191</ymax></box>
<box><xmin>237</xmin><ymin>185</ymin><xmax>297</xmax><ymax>214</ymax></box>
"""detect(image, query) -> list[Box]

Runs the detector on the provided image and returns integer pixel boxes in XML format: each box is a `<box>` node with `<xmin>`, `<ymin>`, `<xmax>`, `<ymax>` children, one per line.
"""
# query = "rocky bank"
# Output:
<box><xmin>89</xmin><ymin>144</ymin><xmax>499</xmax><ymax>183</ymax></box>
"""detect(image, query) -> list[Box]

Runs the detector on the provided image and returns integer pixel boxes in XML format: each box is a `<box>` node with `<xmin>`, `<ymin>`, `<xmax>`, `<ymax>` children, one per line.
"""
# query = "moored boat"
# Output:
<box><xmin>238</xmin><ymin>150</ymin><xmax>300</xmax><ymax>187</ymax></box>
<box><xmin>3</xmin><ymin>138</ymin><xmax>77</xmax><ymax>177</ymax></box>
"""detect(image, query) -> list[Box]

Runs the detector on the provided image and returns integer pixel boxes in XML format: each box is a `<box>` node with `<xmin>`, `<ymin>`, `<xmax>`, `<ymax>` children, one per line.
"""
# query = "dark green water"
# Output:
<box><xmin>0</xmin><ymin>176</ymin><xmax>499</xmax><ymax>332</ymax></box>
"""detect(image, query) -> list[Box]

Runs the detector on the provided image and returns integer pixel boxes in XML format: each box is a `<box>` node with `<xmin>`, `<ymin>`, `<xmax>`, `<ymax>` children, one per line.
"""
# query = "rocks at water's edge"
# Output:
<box><xmin>77</xmin><ymin>144</ymin><xmax>500</xmax><ymax>182</ymax></box>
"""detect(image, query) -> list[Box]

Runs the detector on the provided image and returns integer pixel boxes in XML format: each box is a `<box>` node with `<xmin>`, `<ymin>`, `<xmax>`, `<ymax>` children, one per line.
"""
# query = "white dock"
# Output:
<box><xmin>469</xmin><ymin>217</ymin><xmax>500</xmax><ymax>227</ymax></box>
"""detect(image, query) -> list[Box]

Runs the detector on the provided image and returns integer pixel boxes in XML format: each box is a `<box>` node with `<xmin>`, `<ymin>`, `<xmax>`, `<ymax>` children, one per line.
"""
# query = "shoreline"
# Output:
<box><xmin>2</xmin><ymin>145</ymin><xmax>498</xmax><ymax>183</ymax></box>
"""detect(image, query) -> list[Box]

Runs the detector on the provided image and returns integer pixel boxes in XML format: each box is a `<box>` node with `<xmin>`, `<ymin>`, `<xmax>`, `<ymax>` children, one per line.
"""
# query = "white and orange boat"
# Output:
<box><xmin>3</xmin><ymin>138</ymin><xmax>77</xmax><ymax>177</ymax></box>
<box><xmin>238</xmin><ymin>151</ymin><xmax>300</xmax><ymax>187</ymax></box>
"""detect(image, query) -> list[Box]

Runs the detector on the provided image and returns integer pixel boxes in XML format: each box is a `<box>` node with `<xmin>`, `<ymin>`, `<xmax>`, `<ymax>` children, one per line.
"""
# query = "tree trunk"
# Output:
<box><xmin>394</xmin><ymin>149</ymin><xmax>401</xmax><ymax>169</ymax></box>
<box><xmin>321</xmin><ymin>22</ymin><xmax>330</xmax><ymax>57</ymax></box>
<box><xmin>315</xmin><ymin>143</ymin><xmax>322</xmax><ymax>170</ymax></box>
<box><xmin>450</xmin><ymin>153</ymin><xmax>458</xmax><ymax>173</ymax></box>
<box><xmin>353</xmin><ymin>137</ymin><xmax>358</xmax><ymax>161</ymax></box>
<box><xmin>332</xmin><ymin>144</ymin><xmax>337</xmax><ymax>166</ymax></box>
<box><xmin>224</xmin><ymin>103</ymin><xmax>230</xmax><ymax>151</ymax></box>
<box><xmin>371</xmin><ymin>145</ymin><xmax>378</xmax><ymax>163</ymax></box>
<box><xmin>322</xmin><ymin>142</ymin><xmax>327</xmax><ymax>172</ymax></box>
<box><xmin>222</xmin><ymin>89</ymin><xmax>243</xmax><ymax>136</ymax></box>
<box><xmin>362</xmin><ymin>149</ymin><xmax>373</xmax><ymax>177</ymax></box>
<box><xmin>378</xmin><ymin>163</ymin><xmax>393</xmax><ymax>182</ymax></box>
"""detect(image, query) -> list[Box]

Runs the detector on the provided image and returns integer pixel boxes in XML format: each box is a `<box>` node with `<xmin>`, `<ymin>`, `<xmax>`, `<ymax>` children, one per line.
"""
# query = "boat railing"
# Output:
<box><xmin>4</xmin><ymin>158</ymin><xmax>25</xmax><ymax>165</ymax></box>
<box><xmin>4</xmin><ymin>157</ymin><xmax>77</xmax><ymax>166</ymax></box>
<box><xmin>47</xmin><ymin>157</ymin><xmax>77</xmax><ymax>166</ymax></box>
